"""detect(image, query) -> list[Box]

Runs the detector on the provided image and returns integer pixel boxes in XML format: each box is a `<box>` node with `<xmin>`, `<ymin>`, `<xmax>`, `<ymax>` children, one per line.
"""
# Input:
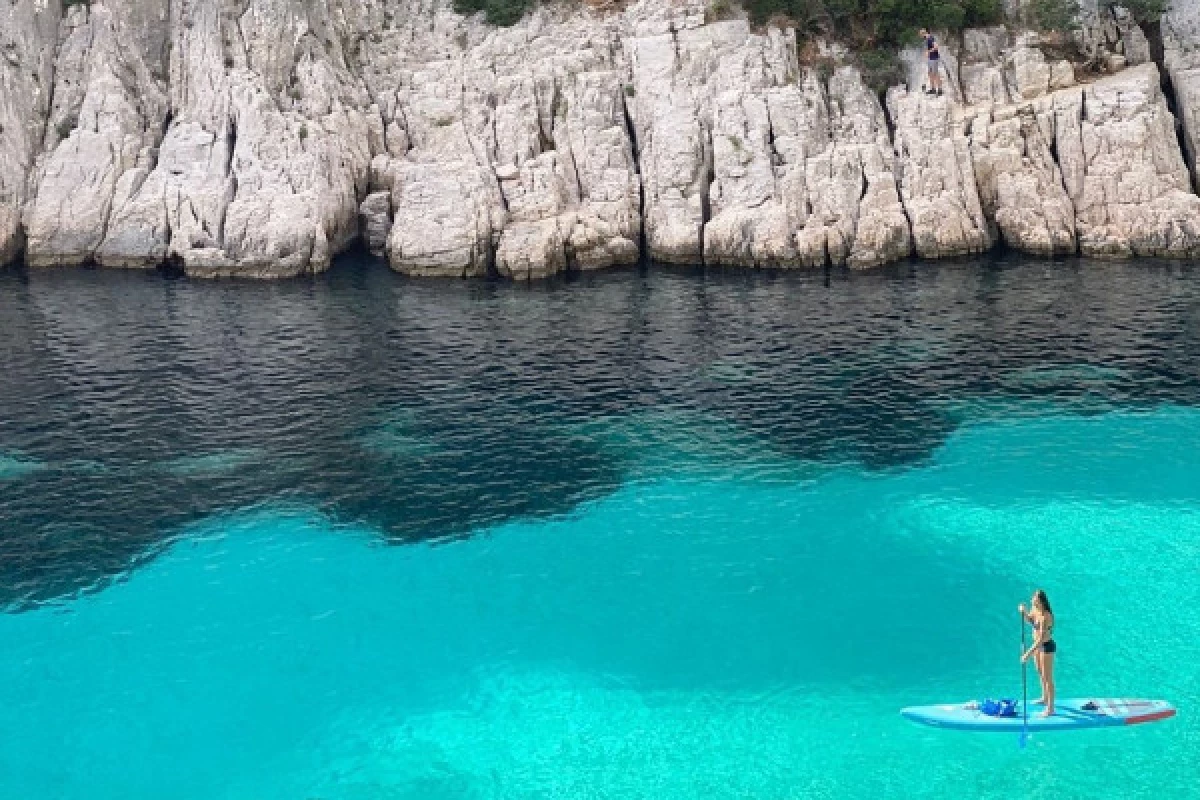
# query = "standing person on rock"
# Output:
<box><xmin>919</xmin><ymin>28</ymin><xmax>943</xmax><ymax>96</ymax></box>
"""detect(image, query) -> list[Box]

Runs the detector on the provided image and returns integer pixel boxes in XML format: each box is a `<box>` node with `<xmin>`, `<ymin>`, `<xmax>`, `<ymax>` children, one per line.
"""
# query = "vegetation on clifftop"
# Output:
<box><xmin>742</xmin><ymin>0</ymin><xmax>1004</xmax><ymax>49</ymax></box>
<box><xmin>454</xmin><ymin>0</ymin><xmax>1007</xmax><ymax>44</ymax></box>
<box><xmin>1104</xmin><ymin>0</ymin><xmax>1167</xmax><ymax>24</ymax></box>
<box><xmin>453</xmin><ymin>0</ymin><xmax>535</xmax><ymax>27</ymax></box>
<box><xmin>1031</xmin><ymin>0</ymin><xmax>1080</xmax><ymax>32</ymax></box>
<box><xmin>453</xmin><ymin>0</ymin><xmax>1084</xmax><ymax>93</ymax></box>
<box><xmin>740</xmin><ymin>0</ymin><xmax>1010</xmax><ymax>91</ymax></box>
<box><xmin>452</xmin><ymin>0</ymin><xmax>1095</xmax><ymax>43</ymax></box>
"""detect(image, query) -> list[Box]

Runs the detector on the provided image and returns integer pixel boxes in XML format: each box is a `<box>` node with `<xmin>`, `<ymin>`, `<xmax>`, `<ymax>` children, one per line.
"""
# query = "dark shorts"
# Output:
<box><xmin>1042</xmin><ymin>640</ymin><xmax>1057</xmax><ymax>654</ymax></box>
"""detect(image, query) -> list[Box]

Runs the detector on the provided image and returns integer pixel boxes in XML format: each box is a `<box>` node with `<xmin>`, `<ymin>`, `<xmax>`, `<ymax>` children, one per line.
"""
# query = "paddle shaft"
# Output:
<box><xmin>1021</xmin><ymin>612</ymin><xmax>1029</xmax><ymax>732</ymax></box>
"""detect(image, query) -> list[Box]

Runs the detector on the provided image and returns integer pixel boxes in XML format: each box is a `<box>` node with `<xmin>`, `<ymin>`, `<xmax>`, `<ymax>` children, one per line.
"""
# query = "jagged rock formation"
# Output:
<box><xmin>887</xmin><ymin>88</ymin><xmax>992</xmax><ymax>258</ymax></box>
<box><xmin>957</xmin><ymin>27</ymin><xmax>1081</xmax><ymax>254</ymax></box>
<box><xmin>960</xmin><ymin>61</ymin><xmax>1200</xmax><ymax>257</ymax></box>
<box><xmin>627</xmin><ymin>10</ymin><xmax>909</xmax><ymax>268</ymax></box>
<box><xmin>967</xmin><ymin>99</ymin><xmax>1077</xmax><ymax>256</ymax></box>
<box><xmin>25</xmin><ymin>3</ymin><xmax>171</xmax><ymax>268</ymax></box>
<box><xmin>1165</xmin><ymin>0</ymin><xmax>1200</xmax><ymax>186</ymax></box>
<box><xmin>1076</xmin><ymin>0</ymin><xmax>1153</xmax><ymax>71</ymax></box>
<box><xmin>0</xmin><ymin>0</ymin><xmax>61</xmax><ymax>265</ymax></box>
<box><xmin>364</xmin><ymin>6</ymin><xmax>641</xmax><ymax>279</ymax></box>
<box><xmin>2</xmin><ymin>0</ymin><xmax>1200</xmax><ymax>279</ymax></box>
<box><xmin>95</xmin><ymin>0</ymin><xmax>375</xmax><ymax>277</ymax></box>
<box><xmin>1061</xmin><ymin>65</ymin><xmax>1200</xmax><ymax>256</ymax></box>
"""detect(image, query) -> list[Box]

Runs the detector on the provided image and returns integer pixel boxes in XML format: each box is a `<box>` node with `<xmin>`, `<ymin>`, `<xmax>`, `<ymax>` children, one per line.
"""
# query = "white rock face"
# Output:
<box><xmin>960</xmin><ymin>27</ymin><xmax>1015</xmax><ymax>106</ymax></box>
<box><xmin>363</xmin><ymin>3</ymin><xmax>641</xmax><ymax>279</ymax></box>
<box><xmin>816</xmin><ymin>68</ymin><xmax>913</xmax><ymax>268</ymax></box>
<box><xmin>915</xmin><ymin>59</ymin><xmax>1200</xmax><ymax>259</ymax></box>
<box><xmin>627</xmin><ymin>5</ymin><xmax>908</xmax><ymax>268</ymax></box>
<box><xmin>98</xmin><ymin>0</ymin><xmax>375</xmax><ymax>277</ymax></box>
<box><xmin>967</xmin><ymin>101</ymin><xmax>1076</xmax><ymax>254</ymax></box>
<box><xmin>1165</xmin><ymin>0</ymin><xmax>1200</xmax><ymax>185</ymax></box>
<box><xmin>887</xmin><ymin>88</ymin><xmax>992</xmax><ymax>258</ymax></box>
<box><xmin>958</xmin><ymin>28</ymin><xmax>1076</xmax><ymax>107</ymax></box>
<box><xmin>18</xmin><ymin>0</ymin><xmax>376</xmax><ymax>276</ymax></box>
<box><xmin>1075</xmin><ymin>0</ymin><xmax>1152</xmax><ymax>68</ymax></box>
<box><xmin>23</xmin><ymin>3</ymin><xmax>168</xmax><ymax>267</ymax></box>
<box><xmin>1054</xmin><ymin>64</ymin><xmax>1200</xmax><ymax>257</ymax></box>
<box><xmin>0</xmin><ymin>0</ymin><xmax>60</xmax><ymax>264</ymax></box>
<box><xmin>5</xmin><ymin>1</ymin><xmax>1200</xmax><ymax>277</ymax></box>
<box><xmin>623</xmin><ymin>3</ymin><xmax>711</xmax><ymax>264</ymax></box>
<box><xmin>360</xmin><ymin>190</ymin><xmax>392</xmax><ymax>256</ymax></box>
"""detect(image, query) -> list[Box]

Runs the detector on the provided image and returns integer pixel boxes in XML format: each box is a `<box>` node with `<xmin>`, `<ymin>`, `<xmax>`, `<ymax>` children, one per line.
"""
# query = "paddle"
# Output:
<box><xmin>1020</xmin><ymin>608</ymin><xmax>1029</xmax><ymax>748</ymax></box>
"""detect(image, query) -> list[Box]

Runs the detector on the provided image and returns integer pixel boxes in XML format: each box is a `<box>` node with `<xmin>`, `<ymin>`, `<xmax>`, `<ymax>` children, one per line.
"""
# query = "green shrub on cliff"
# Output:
<box><xmin>743</xmin><ymin>0</ymin><xmax>1003</xmax><ymax>48</ymax></box>
<box><xmin>741</xmin><ymin>0</ymin><xmax>1002</xmax><ymax>94</ymax></box>
<box><xmin>457</xmin><ymin>0</ymin><xmax>1004</xmax><ymax>34</ymax></box>
<box><xmin>1102</xmin><ymin>0</ymin><xmax>1167</xmax><ymax>24</ymax></box>
<box><xmin>1032</xmin><ymin>0</ymin><xmax>1080</xmax><ymax>32</ymax></box>
<box><xmin>453</xmin><ymin>0</ymin><xmax>533</xmax><ymax>27</ymax></box>
<box><xmin>858</xmin><ymin>46</ymin><xmax>905</xmax><ymax>92</ymax></box>
<box><xmin>454</xmin><ymin>0</ymin><xmax>1011</xmax><ymax>95</ymax></box>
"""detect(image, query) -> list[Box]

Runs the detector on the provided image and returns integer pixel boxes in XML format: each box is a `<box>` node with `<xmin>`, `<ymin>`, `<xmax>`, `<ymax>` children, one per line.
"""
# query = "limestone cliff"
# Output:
<box><xmin>0</xmin><ymin>0</ymin><xmax>60</xmax><ymax>265</ymax></box>
<box><xmin>1</xmin><ymin>0</ymin><xmax>1198</xmax><ymax>279</ymax></box>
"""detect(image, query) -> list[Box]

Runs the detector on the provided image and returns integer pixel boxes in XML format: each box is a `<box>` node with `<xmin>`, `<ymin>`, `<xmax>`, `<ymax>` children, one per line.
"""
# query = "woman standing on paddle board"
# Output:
<box><xmin>1019</xmin><ymin>589</ymin><xmax>1056</xmax><ymax>717</ymax></box>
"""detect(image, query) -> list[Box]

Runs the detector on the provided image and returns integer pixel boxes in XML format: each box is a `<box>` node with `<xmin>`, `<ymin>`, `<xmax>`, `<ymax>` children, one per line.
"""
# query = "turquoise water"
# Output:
<box><xmin>3</xmin><ymin>256</ymin><xmax>1200</xmax><ymax>797</ymax></box>
<box><xmin>2</xmin><ymin>407</ymin><xmax>1198</xmax><ymax>798</ymax></box>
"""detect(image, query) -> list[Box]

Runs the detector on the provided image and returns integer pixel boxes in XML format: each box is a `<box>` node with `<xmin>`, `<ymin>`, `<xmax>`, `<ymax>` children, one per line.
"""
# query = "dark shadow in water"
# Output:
<box><xmin>1</xmin><ymin>252</ymin><xmax>1199</xmax><ymax>607</ymax></box>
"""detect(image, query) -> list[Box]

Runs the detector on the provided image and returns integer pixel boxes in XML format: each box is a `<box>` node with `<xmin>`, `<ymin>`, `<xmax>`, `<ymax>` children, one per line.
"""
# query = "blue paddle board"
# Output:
<box><xmin>901</xmin><ymin>698</ymin><xmax>1175</xmax><ymax>732</ymax></box>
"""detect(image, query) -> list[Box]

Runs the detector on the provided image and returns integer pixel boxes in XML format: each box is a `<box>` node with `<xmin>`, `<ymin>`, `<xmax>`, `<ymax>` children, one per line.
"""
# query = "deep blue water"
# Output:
<box><xmin>1</xmin><ymin>254</ymin><xmax>1199</xmax><ymax>798</ymax></box>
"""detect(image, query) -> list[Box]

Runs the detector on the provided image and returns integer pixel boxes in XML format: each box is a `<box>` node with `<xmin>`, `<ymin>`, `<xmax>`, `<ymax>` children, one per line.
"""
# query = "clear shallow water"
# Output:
<box><xmin>2</xmin><ymin>255</ymin><xmax>1200</xmax><ymax>798</ymax></box>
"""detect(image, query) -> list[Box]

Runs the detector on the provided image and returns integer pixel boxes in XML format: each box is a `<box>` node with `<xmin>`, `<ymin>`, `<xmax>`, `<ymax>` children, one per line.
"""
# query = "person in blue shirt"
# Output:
<box><xmin>919</xmin><ymin>28</ymin><xmax>943</xmax><ymax>96</ymax></box>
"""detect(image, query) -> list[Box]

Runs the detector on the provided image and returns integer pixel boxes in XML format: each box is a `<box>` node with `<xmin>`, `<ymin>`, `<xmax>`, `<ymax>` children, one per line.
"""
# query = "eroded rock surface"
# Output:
<box><xmin>363</xmin><ymin>4</ymin><xmax>640</xmax><ymax>279</ymax></box>
<box><xmin>967</xmin><ymin>100</ymin><xmax>1076</xmax><ymax>255</ymax></box>
<box><xmin>887</xmin><ymin>88</ymin><xmax>991</xmax><ymax>258</ymax></box>
<box><xmin>3</xmin><ymin>0</ymin><xmax>1200</xmax><ymax>277</ymax></box>
<box><xmin>1055</xmin><ymin>64</ymin><xmax>1200</xmax><ymax>257</ymax></box>
<box><xmin>896</xmin><ymin>61</ymin><xmax>1199</xmax><ymax>259</ymax></box>
<box><xmin>628</xmin><ymin>4</ymin><xmax>908</xmax><ymax>268</ymax></box>
<box><xmin>99</xmin><ymin>0</ymin><xmax>375</xmax><ymax>277</ymax></box>
<box><xmin>24</xmin><ymin>3</ymin><xmax>170</xmax><ymax>268</ymax></box>
<box><xmin>1165</xmin><ymin>0</ymin><xmax>1200</xmax><ymax>186</ymax></box>
<box><xmin>0</xmin><ymin>0</ymin><xmax>62</xmax><ymax>264</ymax></box>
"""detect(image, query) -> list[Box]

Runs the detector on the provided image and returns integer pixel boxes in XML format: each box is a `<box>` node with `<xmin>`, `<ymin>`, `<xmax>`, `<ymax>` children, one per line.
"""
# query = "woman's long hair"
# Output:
<box><xmin>1033</xmin><ymin>589</ymin><xmax>1052</xmax><ymax>613</ymax></box>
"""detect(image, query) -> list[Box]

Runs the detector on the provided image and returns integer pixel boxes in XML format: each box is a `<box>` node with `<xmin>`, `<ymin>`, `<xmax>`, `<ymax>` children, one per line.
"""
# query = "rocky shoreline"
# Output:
<box><xmin>4</xmin><ymin>0</ymin><xmax>1200</xmax><ymax>280</ymax></box>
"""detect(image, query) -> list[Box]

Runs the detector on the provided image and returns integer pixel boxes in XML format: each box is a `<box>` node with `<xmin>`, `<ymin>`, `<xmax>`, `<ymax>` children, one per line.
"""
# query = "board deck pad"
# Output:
<box><xmin>901</xmin><ymin>698</ymin><xmax>1176</xmax><ymax>732</ymax></box>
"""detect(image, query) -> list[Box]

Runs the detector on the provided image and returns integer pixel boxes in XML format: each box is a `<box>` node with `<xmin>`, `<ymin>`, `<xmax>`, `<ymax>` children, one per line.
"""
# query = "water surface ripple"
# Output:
<box><xmin>2</xmin><ymin>254</ymin><xmax>1199</xmax><ymax>607</ymax></box>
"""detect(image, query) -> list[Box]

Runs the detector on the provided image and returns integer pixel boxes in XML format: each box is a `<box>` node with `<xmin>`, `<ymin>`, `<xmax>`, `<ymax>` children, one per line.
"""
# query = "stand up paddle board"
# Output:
<box><xmin>901</xmin><ymin>698</ymin><xmax>1175</xmax><ymax>732</ymax></box>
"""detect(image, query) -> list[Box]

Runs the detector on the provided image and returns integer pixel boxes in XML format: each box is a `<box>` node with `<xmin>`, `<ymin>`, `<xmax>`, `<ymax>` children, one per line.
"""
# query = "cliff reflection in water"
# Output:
<box><xmin>1</xmin><ymin>253</ymin><xmax>1199</xmax><ymax>607</ymax></box>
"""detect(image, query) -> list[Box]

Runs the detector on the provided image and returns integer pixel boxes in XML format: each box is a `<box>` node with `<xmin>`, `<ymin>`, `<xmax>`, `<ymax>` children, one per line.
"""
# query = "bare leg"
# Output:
<box><xmin>1039</xmin><ymin>652</ymin><xmax>1056</xmax><ymax>717</ymax></box>
<box><xmin>1032</xmin><ymin>650</ymin><xmax>1046</xmax><ymax>704</ymax></box>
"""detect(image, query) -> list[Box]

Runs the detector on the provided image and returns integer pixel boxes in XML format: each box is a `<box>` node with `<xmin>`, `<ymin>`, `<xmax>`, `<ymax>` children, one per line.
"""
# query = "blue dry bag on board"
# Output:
<box><xmin>979</xmin><ymin>698</ymin><xmax>1019</xmax><ymax>717</ymax></box>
